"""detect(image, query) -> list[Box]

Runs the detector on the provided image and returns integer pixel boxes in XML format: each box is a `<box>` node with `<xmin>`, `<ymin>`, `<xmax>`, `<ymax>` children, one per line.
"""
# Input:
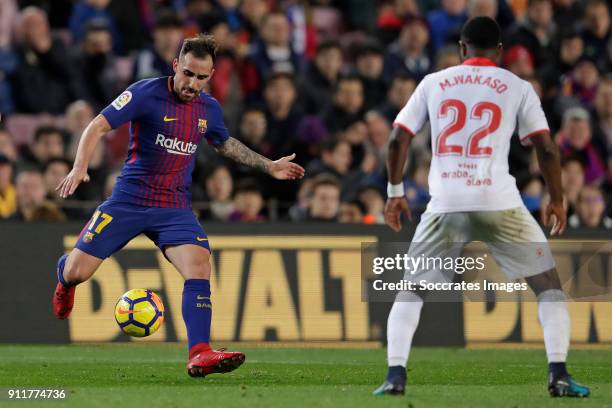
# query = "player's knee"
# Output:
<box><xmin>526</xmin><ymin>268</ymin><xmax>562</xmax><ymax>296</ymax></box>
<box><xmin>184</xmin><ymin>258</ymin><xmax>211</xmax><ymax>280</ymax></box>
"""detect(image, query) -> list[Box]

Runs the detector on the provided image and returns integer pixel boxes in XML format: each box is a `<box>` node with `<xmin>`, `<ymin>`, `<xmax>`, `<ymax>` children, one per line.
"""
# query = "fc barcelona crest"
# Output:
<box><xmin>198</xmin><ymin>119</ymin><xmax>207</xmax><ymax>134</ymax></box>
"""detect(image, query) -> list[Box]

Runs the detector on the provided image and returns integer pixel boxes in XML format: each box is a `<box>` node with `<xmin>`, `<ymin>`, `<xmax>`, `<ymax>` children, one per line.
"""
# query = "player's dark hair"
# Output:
<box><xmin>33</xmin><ymin>125</ymin><xmax>63</xmax><ymax>143</ymax></box>
<box><xmin>179</xmin><ymin>34</ymin><xmax>217</xmax><ymax>63</ymax></box>
<box><xmin>460</xmin><ymin>17</ymin><xmax>501</xmax><ymax>50</ymax></box>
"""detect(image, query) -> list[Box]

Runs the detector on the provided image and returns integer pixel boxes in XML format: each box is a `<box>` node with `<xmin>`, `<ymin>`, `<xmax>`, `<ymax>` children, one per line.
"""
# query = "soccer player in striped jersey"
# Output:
<box><xmin>52</xmin><ymin>34</ymin><xmax>305</xmax><ymax>377</ymax></box>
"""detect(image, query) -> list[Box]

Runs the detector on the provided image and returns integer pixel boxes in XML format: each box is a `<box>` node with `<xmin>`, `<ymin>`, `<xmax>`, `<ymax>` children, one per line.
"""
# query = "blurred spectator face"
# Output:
<box><xmin>87</xmin><ymin>0</ymin><xmax>111</xmax><ymax>8</ymax></box>
<box><xmin>468</xmin><ymin>0</ymin><xmax>497</xmax><ymax>18</ymax></box>
<box><xmin>560</xmin><ymin>36</ymin><xmax>583</xmax><ymax>66</ymax></box>
<box><xmin>573</xmin><ymin>60</ymin><xmax>599</xmax><ymax>88</ymax></box>
<box><xmin>240</xmin><ymin>0</ymin><xmax>268</xmax><ymax>27</ymax></box>
<box><xmin>316</xmin><ymin>46</ymin><xmax>343</xmax><ymax>82</ymax></box>
<box><xmin>527</xmin><ymin>77</ymin><xmax>543</xmax><ymax>98</ymax></box>
<box><xmin>0</xmin><ymin>161</ymin><xmax>12</xmax><ymax>191</ymax></box>
<box><xmin>564</xmin><ymin>118</ymin><xmax>592</xmax><ymax>150</ymax></box>
<box><xmin>19</xmin><ymin>7</ymin><xmax>51</xmax><ymax>52</ymax></box>
<box><xmin>339</xmin><ymin>202</ymin><xmax>363</xmax><ymax>223</ymax></box>
<box><xmin>400</xmin><ymin>20</ymin><xmax>429</xmax><ymax>52</ymax></box>
<box><xmin>0</xmin><ymin>131</ymin><xmax>17</xmax><ymax>161</ymax></box>
<box><xmin>357</xmin><ymin>52</ymin><xmax>384</xmax><ymax>79</ymax></box>
<box><xmin>585</xmin><ymin>1</ymin><xmax>610</xmax><ymax>38</ymax></box>
<box><xmin>442</xmin><ymin>0</ymin><xmax>468</xmax><ymax>15</ymax></box>
<box><xmin>342</xmin><ymin>120</ymin><xmax>368</xmax><ymax>144</ymax></box>
<box><xmin>310</xmin><ymin>183</ymin><xmax>340</xmax><ymax>219</ymax></box>
<box><xmin>388</xmin><ymin>77</ymin><xmax>416</xmax><ymax>108</ymax></box>
<box><xmin>366</xmin><ymin>112</ymin><xmax>391</xmax><ymax>148</ymax></box>
<box><xmin>32</xmin><ymin>131</ymin><xmax>64</xmax><ymax>163</ymax></box>
<box><xmin>435</xmin><ymin>46</ymin><xmax>461</xmax><ymax>70</ymax></box>
<box><xmin>264</xmin><ymin>76</ymin><xmax>296</xmax><ymax>114</ymax></box>
<box><xmin>218</xmin><ymin>0</ymin><xmax>239</xmax><ymax>9</ymax></box>
<box><xmin>359</xmin><ymin>187</ymin><xmax>385</xmax><ymax>215</ymax></box>
<box><xmin>335</xmin><ymin>79</ymin><xmax>364</xmax><ymax>114</ymax></box>
<box><xmin>528</xmin><ymin>0</ymin><xmax>553</xmax><ymax>28</ymax></box>
<box><xmin>66</xmin><ymin>101</ymin><xmax>95</xmax><ymax>136</ymax></box>
<box><xmin>595</xmin><ymin>80</ymin><xmax>612</xmax><ymax>119</ymax></box>
<box><xmin>234</xmin><ymin>190</ymin><xmax>264</xmax><ymax>220</ymax></box>
<box><xmin>16</xmin><ymin>171</ymin><xmax>46</xmax><ymax>210</ymax></box>
<box><xmin>261</xmin><ymin>13</ymin><xmax>290</xmax><ymax>47</ymax></box>
<box><xmin>104</xmin><ymin>171</ymin><xmax>119</xmax><ymax>198</ymax></box>
<box><xmin>83</xmin><ymin>28</ymin><xmax>113</xmax><ymax>55</ymax></box>
<box><xmin>211</xmin><ymin>22</ymin><xmax>234</xmax><ymax>52</ymax></box>
<box><xmin>154</xmin><ymin>26</ymin><xmax>184</xmax><ymax>59</ymax></box>
<box><xmin>504</xmin><ymin>46</ymin><xmax>535</xmax><ymax>78</ymax></box>
<box><xmin>44</xmin><ymin>160</ymin><xmax>70</xmax><ymax>198</ymax></box>
<box><xmin>577</xmin><ymin>186</ymin><xmax>606</xmax><ymax>227</ymax></box>
<box><xmin>206</xmin><ymin>166</ymin><xmax>233</xmax><ymax>202</ymax></box>
<box><xmin>240</xmin><ymin>110</ymin><xmax>267</xmax><ymax>146</ymax></box>
<box><xmin>561</xmin><ymin>159</ymin><xmax>585</xmax><ymax>201</ymax></box>
<box><xmin>322</xmin><ymin>141</ymin><xmax>352</xmax><ymax>175</ymax></box>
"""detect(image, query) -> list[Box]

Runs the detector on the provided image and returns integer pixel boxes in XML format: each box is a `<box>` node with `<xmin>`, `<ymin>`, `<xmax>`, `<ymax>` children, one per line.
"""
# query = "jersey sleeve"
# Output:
<box><xmin>393</xmin><ymin>78</ymin><xmax>429</xmax><ymax>136</ymax></box>
<box><xmin>100</xmin><ymin>82</ymin><xmax>145</xmax><ymax>129</ymax></box>
<box><xmin>204</xmin><ymin>98</ymin><xmax>230</xmax><ymax>146</ymax></box>
<box><xmin>517</xmin><ymin>81</ymin><xmax>549</xmax><ymax>146</ymax></box>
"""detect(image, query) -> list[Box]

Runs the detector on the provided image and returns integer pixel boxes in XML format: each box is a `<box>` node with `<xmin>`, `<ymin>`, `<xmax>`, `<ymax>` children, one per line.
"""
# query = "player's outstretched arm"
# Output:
<box><xmin>57</xmin><ymin>114</ymin><xmax>112</xmax><ymax>198</ymax></box>
<box><xmin>531</xmin><ymin>132</ymin><xmax>566</xmax><ymax>236</ymax></box>
<box><xmin>214</xmin><ymin>137</ymin><xmax>305</xmax><ymax>180</ymax></box>
<box><xmin>384</xmin><ymin>126</ymin><xmax>413</xmax><ymax>232</ymax></box>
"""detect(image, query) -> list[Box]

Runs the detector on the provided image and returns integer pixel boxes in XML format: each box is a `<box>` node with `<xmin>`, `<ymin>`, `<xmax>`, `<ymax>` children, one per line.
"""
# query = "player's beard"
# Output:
<box><xmin>178</xmin><ymin>86</ymin><xmax>199</xmax><ymax>102</ymax></box>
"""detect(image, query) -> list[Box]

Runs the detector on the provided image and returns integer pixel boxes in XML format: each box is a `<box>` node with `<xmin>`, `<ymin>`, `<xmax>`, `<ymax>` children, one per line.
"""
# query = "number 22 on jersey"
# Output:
<box><xmin>435</xmin><ymin>99</ymin><xmax>501</xmax><ymax>158</ymax></box>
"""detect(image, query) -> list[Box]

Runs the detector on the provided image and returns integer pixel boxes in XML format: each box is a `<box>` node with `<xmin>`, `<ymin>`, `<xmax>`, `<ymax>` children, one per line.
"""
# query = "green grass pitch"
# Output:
<box><xmin>0</xmin><ymin>344</ymin><xmax>610</xmax><ymax>407</ymax></box>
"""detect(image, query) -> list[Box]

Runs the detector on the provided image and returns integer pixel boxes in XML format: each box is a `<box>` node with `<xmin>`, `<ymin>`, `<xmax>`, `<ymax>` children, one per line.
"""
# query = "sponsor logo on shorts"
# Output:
<box><xmin>155</xmin><ymin>134</ymin><xmax>197</xmax><ymax>155</ymax></box>
<box><xmin>196</xmin><ymin>237</ymin><xmax>208</xmax><ymax>241</ymax></box>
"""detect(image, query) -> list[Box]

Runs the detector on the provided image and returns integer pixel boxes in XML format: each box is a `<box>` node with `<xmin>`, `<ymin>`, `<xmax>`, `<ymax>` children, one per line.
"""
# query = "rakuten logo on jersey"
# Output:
<box><xmin>155</xmin><ymin>134</ymin><xmax>197</xmax><ymax>156</ymax></box>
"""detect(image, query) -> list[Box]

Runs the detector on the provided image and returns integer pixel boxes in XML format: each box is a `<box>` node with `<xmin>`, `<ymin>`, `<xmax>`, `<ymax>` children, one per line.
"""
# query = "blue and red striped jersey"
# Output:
<box><xmin>101</xmin><ymin>77</ymin><xmax>229</xmax><ymax>208</ymax></box>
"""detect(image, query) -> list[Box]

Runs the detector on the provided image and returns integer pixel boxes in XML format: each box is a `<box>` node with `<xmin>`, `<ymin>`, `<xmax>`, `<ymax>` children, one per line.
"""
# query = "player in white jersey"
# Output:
<box><xmin>373</xmin><ymin>17</ymin><xmax>590</xmax><ymax>398</ymax></box>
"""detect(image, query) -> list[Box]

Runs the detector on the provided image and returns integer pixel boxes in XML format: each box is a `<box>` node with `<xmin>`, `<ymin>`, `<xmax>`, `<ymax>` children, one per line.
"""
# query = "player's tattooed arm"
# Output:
<box><xmin>214</xmin><ymin>137</ymin><xmax>305</xmax><ymax>180</ymax></box>
<box><xmin>214</xmin><ymin>137</ymin><xmax>272</xmax><ymax>173</ymax></box>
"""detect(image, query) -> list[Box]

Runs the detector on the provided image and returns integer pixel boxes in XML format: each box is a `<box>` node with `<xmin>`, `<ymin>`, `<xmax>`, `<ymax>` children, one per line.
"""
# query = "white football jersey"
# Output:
<box><xmin>394</xmin><ymin>58</ymin><xmax>549</xmax><ymax>213</ymax></box>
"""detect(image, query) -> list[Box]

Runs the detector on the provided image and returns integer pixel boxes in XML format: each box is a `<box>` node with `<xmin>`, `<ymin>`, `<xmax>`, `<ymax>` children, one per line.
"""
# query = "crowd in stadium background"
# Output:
<box><xmin>0</xmin><ymin>0</ymin><xmax>610</xmax><ymax>227</ymax></box>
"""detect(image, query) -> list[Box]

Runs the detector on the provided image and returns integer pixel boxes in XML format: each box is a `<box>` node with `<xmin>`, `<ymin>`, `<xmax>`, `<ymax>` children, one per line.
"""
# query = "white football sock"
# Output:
<box><xmin>387</xmin><ymin>291</ymin><xmax>424</xmax><ymax>367</ymax></box>
<box><xmin>537</xmin><ymin>289</ymin><xmax>570</xmax><ymax>363</ymax></box>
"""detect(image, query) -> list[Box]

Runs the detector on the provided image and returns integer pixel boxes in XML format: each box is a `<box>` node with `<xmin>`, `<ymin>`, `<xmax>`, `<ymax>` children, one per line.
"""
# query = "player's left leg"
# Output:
<box><xmin>163</xmin><ymin>244</ymin><xmax>245</xmax><ymax>377</ymax></box>
<box><xmin>146</xmin><ymin>207</ymin><xmax>244</xmax><ymax>377</ymax></box>
<box><xmin>526</xmin><ymin>270</ymin><xmax>590</xmax><ymax>398</ymax></box>
<box><xmin>483</xmin><ymin>207</ymin><xmax>590</xmax><ymax>397</ymax></box>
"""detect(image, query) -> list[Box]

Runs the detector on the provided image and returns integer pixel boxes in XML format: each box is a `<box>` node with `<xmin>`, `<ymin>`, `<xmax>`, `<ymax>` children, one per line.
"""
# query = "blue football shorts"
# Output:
<box><xmin>74</xmin><ymin>200</ymin><xmax>210</xmax><ymax>259</ymax></box>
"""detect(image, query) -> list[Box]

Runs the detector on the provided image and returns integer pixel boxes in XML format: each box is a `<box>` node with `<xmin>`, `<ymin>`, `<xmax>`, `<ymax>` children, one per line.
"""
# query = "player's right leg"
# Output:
<box><xmin>53</xmin><ymin>201</ymin><xmax>146</xmax><ymax>319</ymax></box>
<box><xmin>374</xmin><ymin>212</ymin><xmax>468</xmax><ymax>396</ymax></box>
<box><xmin>481</xmin><ymin>207</ymin><xmax>590</xmax><ymax>397</ymax></box>
<box><xmin>525</xmin><ymin>270</ymin><xmax>590</xmax><ymax>398</ymax></box>
<box><xmin>53</xmin><ymin>248</ymin><xmax>103</xmax><ymax>319</ymax></box>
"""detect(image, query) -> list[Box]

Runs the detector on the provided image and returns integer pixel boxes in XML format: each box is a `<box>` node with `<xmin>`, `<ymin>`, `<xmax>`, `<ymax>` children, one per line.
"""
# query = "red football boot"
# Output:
<box><xmin>186</xmin><ymin>343</ymin><xmax>246</xmax><ymax>377</ymax></box>
<box><xmin>53</xmin><ymin>254</ymin><xmax>74</xmax><ymax>320</ymax></box>
<box><xmin>53</xmin><ymin>282</ymin><xmax>75</xmax><ymax>320</ymax></box>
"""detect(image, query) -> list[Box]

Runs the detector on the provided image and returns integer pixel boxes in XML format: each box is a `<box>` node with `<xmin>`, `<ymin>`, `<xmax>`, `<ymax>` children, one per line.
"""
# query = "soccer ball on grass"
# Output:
<box><xmin>114</xmin><ymin>289</ymin><xmax>165</xmax><ymax>337</ymax></box>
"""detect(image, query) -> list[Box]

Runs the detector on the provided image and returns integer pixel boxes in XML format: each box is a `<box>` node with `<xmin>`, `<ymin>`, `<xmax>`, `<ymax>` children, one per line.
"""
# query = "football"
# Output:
<box><xmin>114</xmin><ymin>289</ymin><xmax>165</xmax><ymax>337</ymax></box>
